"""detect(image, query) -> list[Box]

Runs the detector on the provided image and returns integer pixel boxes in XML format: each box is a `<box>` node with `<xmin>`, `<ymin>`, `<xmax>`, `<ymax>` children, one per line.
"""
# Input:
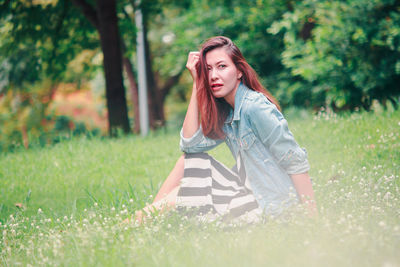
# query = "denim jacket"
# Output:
<box><xmin>180</xmin><ymin>83</ymin><xmax>310</xmax><ymax>215</ymax></box>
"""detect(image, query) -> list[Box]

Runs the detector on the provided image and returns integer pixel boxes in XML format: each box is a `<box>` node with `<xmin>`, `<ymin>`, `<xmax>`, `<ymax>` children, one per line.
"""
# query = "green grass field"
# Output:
<box><xmin>1</xmin><ymin>107</ymin><xmax>399</xmax><ymax>266</ymax></box>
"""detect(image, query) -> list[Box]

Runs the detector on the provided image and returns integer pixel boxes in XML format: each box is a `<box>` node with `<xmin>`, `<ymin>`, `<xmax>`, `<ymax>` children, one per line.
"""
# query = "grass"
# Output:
<box><xmin>0</xmin><ymin>107</ymin><xmax>399</xmax><ymax>266</ymax></box>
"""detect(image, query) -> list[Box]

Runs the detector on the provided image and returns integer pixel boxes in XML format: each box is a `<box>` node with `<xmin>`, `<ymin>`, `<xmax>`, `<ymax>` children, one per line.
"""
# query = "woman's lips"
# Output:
<box><xmin>211</xmin><ymin>84</ymin><xmax>223</xmax><ymax>90</ymax></box>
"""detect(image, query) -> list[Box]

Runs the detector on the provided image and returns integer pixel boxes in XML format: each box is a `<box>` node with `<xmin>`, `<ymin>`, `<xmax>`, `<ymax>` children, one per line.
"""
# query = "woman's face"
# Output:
<box><xmin>205</xmin><ymin>47</ymin><xmax>242</xmax><ymax>106</ymax></box>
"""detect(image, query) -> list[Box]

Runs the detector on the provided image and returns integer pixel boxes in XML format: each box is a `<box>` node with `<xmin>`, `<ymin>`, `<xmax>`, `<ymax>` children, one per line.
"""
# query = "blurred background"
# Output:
<box><xmin>0</xmin><ymin>0</ymin><xmax>399</xmax><ymax>152</ymax></box>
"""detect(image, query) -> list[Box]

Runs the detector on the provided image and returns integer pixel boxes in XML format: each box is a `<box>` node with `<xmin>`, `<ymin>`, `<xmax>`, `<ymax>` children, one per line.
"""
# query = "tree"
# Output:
<box><xmin>72</xmin><ymin>0</ymin><xmax>130</xmax><ymax>134</ymax></box>
<box><xmin>1</xmin><ymin>0</ymin><xmax>188</xmax><ymax>139</ymax></box>
<box><xmin>0</xmin><ymin>0</ymin><xmax>131</xmax><ymax>140</ymax></box>
<box><xmin>124</xmin><ymin>0</ymin><xmax>185</xmax><ymax>129</ymax></box>
<box><xmin>74</xmin><ymin>0</ymin><xmax>187</xmax><ymax>131</ymax></box>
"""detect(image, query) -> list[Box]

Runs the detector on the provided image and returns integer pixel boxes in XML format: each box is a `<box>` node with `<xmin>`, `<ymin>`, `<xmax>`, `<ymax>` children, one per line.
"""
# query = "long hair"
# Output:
<box><xmin>196</xmin><ymin>36</ymin><xmax>281</xmax><ymax>139</ymax></box>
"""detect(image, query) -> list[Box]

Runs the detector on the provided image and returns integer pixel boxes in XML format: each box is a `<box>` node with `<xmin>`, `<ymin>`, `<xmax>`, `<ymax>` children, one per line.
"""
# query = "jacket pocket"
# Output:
<box><xmin>240</xmin><ymin>131</ymin><xmax>256</xmax><ymax>150</ymax></box>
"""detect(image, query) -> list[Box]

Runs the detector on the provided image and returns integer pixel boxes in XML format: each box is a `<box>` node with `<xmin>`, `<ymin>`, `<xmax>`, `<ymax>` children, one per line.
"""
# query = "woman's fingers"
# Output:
<box><xmin>186</xmin><ymin>51</ymin><xmax>200</xmax><ymax>79</ymax></box>
<box><xmin>186</xmin><ymin>51</ymin><xmax>199</xmax><ymax>67</ymax></box>
<box><xmin>188</xmin><ymin>51</ymin><xmax>200</xmax><ymax>57</ymax></box>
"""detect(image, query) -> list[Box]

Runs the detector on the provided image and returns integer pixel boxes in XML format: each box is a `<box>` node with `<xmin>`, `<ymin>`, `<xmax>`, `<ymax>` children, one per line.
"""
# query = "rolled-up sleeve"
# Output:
<box><xmin>247</xmin><ymin>97</ymin><xmax>310</xmax><ymax>174</ymax></box>
<box><xmin>180</xmin><ymin>126</ymin><xmax>224</xmax><ymax>153</ymax></box>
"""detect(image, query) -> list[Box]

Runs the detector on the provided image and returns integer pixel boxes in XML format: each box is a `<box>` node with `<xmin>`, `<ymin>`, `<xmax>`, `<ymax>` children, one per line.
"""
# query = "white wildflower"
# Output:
<box><xmin>383</xmin><ymin>192</ymin><xmax>392</xmax><ymax>200</ymax></box>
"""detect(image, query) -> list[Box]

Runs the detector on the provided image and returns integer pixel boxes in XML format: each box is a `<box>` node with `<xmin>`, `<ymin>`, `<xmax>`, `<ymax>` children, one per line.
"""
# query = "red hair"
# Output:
<box><xmin>196</xmin><ymin>36</ymin><xmax>281</xmax><ymax>139</ymax></box>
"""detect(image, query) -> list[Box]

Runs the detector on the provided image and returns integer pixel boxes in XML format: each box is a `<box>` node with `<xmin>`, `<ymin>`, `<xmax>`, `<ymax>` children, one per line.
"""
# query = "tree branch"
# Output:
<box><xmin>161</xmin><ymin>72</ymin><xmax>183</xmax><ymax>102</ymax></box>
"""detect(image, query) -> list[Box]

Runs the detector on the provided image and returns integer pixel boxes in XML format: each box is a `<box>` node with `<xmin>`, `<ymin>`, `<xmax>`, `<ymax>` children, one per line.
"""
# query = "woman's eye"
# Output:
<box><xmin>218</xmin><ymin>64</ymin><xmax>226</xmax><ymax>69</ymax></box>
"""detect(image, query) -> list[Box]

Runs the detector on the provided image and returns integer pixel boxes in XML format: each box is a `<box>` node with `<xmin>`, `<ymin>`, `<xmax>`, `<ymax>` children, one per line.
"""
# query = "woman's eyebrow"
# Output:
<box><xmin>207</xmin><ymin>60</ymin><xmax>226</xmax><ymax>66</ymax></box>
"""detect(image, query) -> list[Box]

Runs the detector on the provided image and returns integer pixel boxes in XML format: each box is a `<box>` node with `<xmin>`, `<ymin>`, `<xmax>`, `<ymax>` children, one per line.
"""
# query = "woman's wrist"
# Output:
<box><xmin>191</xmin><ymin>82</ymin><xmax>198</xmax><ymax>96</ymax></box>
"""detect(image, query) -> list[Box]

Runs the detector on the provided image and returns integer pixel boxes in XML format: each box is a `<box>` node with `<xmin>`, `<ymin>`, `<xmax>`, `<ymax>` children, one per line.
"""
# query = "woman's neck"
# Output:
<box><xmin>224</xmin><ymin>81</ymin><xmax>241</xmax><ymax>108</ymax></box>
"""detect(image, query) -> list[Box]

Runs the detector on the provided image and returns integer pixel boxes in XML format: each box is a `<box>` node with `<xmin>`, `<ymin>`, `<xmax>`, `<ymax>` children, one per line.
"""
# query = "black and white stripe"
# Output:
<box><xmin>176</xmin><ymin>152</ymin><xmax>262</xmax><ymax>222</ymax></box>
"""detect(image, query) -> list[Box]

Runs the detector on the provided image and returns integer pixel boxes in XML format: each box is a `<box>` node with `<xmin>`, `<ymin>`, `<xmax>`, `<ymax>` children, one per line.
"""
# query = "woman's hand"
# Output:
<box><xmin>186</xmin><ymin>51</ymin><xmax>200</xmax><ymax>81</ymax></box>
<box><xmin>290</xmin><ymin>172</ymin><xmax>318</xmax><ymax>217</ymax></box>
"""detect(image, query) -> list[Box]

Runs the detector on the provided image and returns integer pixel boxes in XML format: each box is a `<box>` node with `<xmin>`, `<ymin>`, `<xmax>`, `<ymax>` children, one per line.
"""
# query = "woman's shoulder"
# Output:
<box><xmin>240</xmin><ymin>88</ymin><xmax>285</xmax><ymax>124</ymax></box>
<box><xmin>243</xmin><ymin>89</ymin><xmax>277</xmax><ymax>114</ymax></box>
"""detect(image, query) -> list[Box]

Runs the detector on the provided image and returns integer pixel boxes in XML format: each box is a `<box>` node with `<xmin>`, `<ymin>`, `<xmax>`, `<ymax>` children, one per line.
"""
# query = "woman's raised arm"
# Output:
<box><xmin>182</xmin><ymin>51</ymin><xmax>201</xmax><ymax>138</ymax></box>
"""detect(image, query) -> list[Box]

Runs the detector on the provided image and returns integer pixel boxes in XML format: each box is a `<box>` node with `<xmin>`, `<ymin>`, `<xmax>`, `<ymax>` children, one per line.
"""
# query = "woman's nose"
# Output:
<box><xmin>210</xmin><ymin>69</ymin><xmax>217</xmax><ymax>80</ymax></box>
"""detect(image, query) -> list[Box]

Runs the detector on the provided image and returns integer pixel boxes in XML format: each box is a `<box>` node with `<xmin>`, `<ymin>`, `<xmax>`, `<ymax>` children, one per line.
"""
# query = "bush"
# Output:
<box><xmin>269</xmin><ymin>0</ymin><xmax>400</xmax><ymax>111</ymax></box>
<box><xmin>0</xmin><ymin>85</ymin><xmax>100</xmax><ymax>152</ymax></box>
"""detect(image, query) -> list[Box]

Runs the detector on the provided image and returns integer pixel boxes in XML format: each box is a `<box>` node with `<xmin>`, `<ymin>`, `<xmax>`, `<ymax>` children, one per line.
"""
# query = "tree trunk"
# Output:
<box><xmin>96</xmin><ymin>0</ymin><xmax>130</xmax><ymax>135</ymax></box>
<box><xmin>122</xmin><ymin>56</ymin><xmax>140</xmax><ymax>133</ymax></box>
<box><xmin>142</xmin><ymin>15</ymin><xmax>164</xmax><ymax>129</ymax></box>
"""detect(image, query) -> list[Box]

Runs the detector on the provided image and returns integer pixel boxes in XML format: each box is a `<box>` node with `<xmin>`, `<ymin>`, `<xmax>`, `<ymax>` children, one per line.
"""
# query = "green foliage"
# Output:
<box><xmin>0</xmin><ymin>0</ymin><xmax>99</xmax><ymax>90</ymax></box>
<box><xmin>0</xmin><ymin>0</ymin><xmax>107</xmax><ymax>151</ymax></box>
<box><xmin>269</xmin><ymin>0</ymin><xmax>400</xmax><ymax>110</ymax></box>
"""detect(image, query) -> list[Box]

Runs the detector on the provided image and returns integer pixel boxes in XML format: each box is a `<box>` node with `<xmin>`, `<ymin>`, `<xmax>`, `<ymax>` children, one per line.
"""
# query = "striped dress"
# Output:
<box><xmin>176</xmin><ymin>152</ymin><xmax>263</xmax><ymax>223</ymax></box>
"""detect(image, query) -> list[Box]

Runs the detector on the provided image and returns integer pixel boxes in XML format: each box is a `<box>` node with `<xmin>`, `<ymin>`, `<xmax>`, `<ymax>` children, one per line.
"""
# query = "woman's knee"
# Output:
<box><xmin>183</xmin><ymin>152</ymin><xmax>209</xmax><ymax>160</ymax></box>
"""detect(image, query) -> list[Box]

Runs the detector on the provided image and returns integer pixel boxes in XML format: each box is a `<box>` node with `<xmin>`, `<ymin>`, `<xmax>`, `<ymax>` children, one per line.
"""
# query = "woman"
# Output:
<box><xmin>137</xmin><ymin>36</ymin><xmax>316</xmax><ymax>222</ymax></box>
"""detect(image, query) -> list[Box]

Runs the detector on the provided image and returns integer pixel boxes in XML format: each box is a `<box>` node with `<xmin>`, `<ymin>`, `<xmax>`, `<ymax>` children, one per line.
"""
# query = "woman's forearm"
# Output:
<box><xmin>182</xmin><ymin>83</ymin><xmax>200</xmax><ymax>138</ymax></box>
<box><xmin>290</xmin><ymin>172</ymin><xmax>317</xmax><ymax>215</ymax></box>
<box><xmin>182</xmin><ymin>51</ymin><xmax>201</xmax><ymax>138</ymax></box>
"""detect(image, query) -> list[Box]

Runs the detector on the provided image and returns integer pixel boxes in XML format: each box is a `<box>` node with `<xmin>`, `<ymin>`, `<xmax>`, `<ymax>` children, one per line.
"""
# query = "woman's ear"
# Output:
<box><xmin>238</xmin><ymin>72</ymin><xmax>243</xmax><ymax>80</ymax></box>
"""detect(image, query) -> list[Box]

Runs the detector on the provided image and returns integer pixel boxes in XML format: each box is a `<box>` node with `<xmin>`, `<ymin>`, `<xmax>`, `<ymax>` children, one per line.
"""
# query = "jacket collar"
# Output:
<box><xmin>225</xmin><ymin>82</ymin><xmax>249</xmax><ymax>123</ymax></box>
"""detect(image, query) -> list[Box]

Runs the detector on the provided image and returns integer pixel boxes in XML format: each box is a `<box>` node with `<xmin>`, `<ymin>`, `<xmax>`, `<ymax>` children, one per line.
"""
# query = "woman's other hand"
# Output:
<box><xmin>186</xmin><ymin>51</ymin><xmax>200</xmax><ymax>81</ymax></box>
<box><xmin>290</xmin><ymin>172</ymin><xmax>318</xmax><ymax>217</ymax></box>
